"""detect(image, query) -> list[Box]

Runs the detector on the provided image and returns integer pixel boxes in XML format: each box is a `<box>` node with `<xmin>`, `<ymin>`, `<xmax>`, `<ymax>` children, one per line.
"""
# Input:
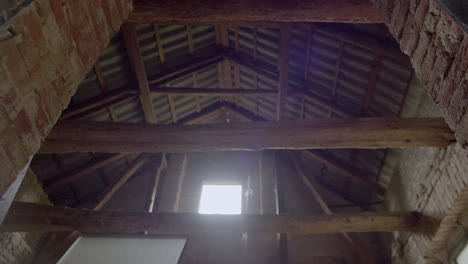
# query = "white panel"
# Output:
<box><xmin>58</xmin><ymin>236</ymin><xmax>186</xmax><ymax>264</ymax></box>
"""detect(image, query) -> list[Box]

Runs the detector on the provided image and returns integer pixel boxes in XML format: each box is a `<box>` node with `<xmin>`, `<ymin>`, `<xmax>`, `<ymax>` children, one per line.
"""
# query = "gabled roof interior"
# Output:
<box><xmin>31</xmin><ymin>22</ymin><xmax>421</xmax><ymax>212</ymax></box>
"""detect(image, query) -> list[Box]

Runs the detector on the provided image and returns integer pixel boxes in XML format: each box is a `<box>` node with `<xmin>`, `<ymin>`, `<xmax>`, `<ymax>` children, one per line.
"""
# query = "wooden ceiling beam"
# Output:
<box><xmin>38</xmin><ymin>118</ymin><xmax>454</xmax><ymax>154</ymax></box>
<box><xmin>224</xmin><ymin>52</ymin><xmax>351</xmax><ymax>118</ymax></box>
<box><xmin>150</xmin><ymin>87</ymin><xmax>278</xmax><ymax>97</ymax></box>
<box><xmin>287</xmin><ymin>151</ymin><xmax>354</xmax><ymax>243</ymax></box>
<box><xmin>92</xmin><ymin>154</ymin><xmax>152</xmax><ymax>210</ymax></box>
<box><xmin>34</xmin><ymin>155</ymin><xmax>152</xmax><ymax>263</ymax></box>
<box><xmin>43</xmin><ymin>154</ymin><xmax>126</xmax><ymax>191</ymax></box>
<box><xmin>3</xmin><ymin>202</ymin><xmax>423</xmax><ymax>234</ymax></box>
<box><xmin>61</xmin><ymin>89</ymin><xmax>137</xmax><ymax>120</ymax></box>
<box><xmin>302</xmin><ymin>150</ymin><xmax>386</xmax><ymax>195</ymax></box>
<box><xmin>276</xmin><ymin>23</ymin><xmax>291</xmax><ymax>122</ymax></box>
<box><xmin>128</xmin><ymin>0</ymin><xmax>382</xmax><ymax>24</ymax></box>
<box><xmin>149</xmin><ymin>55</ymin><xmax>224</xmax><ymax>87</ymax></box>
<box><xmin>122</xmin><ymin>24</ymin><xmax>158</xmax><ymax>124</ymax></box>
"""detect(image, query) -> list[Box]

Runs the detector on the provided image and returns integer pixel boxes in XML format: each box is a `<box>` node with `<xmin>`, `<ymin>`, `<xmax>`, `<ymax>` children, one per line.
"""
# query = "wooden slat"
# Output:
<box><xmin>129</xmin><ymin>0</ymin><xmax>382</xmax><ymax>24</ymax></box>
<box><xmin>145</xmin><ymin>154</ymin><xmax>167</xmax><ymax>212</ymax></box>
<box><xmin>34</xmin><ymin>155</ymin><xmax>151</xmax><ymax>263</ymax></box>
<box><xmin>44</xmin><ymin>154</ymin><xmax>126</xmax><ymax>191</ymax></box>
<box><xmin>224</xmin><ymin>52</ymin><xmax>351</xmax><ymax>118</ymax></box>
<box><xmin>39</xmin><ymin>118</ymin><xmax>454</xmax><ymax>154</ymax></box>
<box><xmin>150</xmin><ymin>87</ymin><xmax>278</xmax><ymax>97</ymax></box>
<box><xmin>3</xmin><ymin>202</ymin><xmax>423</xmax><ymax>234</ymax></box>
<box><xmin>276</xmin><ymin>24</ymin><xmax>291</xmax><ymax>122</ymax></box>
<box><xmin>150</xmin><ymin>55</ymin><xmax>224</xmax><ymax>86</ymax></box>
<box><xmin>92</xmin><ymin>154</ymin><xmax>151</xmax><ymax>210</ymax></box>
<box><xmin>121</xmin><ymin>24</ymin><xmax>157</xmax><ymax>124</ymax></box>
<box><xmin>302</xmin><ymin>150</ymin><xmax>386</xmax><ymax>195</ymax></box>
<box><xmin>61</xmin><ymin>89</ymin><xmax>137</xmax><ymax>120</ymax></box>
<box><xmin>288</xmin><ymin>152</ymin><xmax>354</xmax><ymax>243</ymax></box>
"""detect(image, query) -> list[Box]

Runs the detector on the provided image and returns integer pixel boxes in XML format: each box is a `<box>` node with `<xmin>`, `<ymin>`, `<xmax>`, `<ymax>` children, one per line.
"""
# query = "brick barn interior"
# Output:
<box><xmin>0</xmin><ymin>0</ymin><xmax>467</xmax><ymax>263</ymax></box>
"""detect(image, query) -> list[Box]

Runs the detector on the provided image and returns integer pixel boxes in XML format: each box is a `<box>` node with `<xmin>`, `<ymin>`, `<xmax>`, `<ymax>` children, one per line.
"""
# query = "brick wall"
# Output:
<box><xmin>0</xmin><ymin>0</ymin><xmax>132</xmax><ymax>195</ymax></box>
<box><xmin>371</xmin><ymin>0</ymin><xmax>467</xmax><ymax>146</ymax></box>
<box><xmin>0</xmin><ymin>170</ymin><xmax>51</xmax><ymax>264</ymax></box>
<box><xmin>386</xmin><ymin>94</ymin><xmax>468</xmax><ymax>263</ymax></box>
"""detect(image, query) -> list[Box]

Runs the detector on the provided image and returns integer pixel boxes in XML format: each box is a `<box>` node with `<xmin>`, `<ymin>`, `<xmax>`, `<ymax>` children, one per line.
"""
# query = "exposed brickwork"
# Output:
<box><xmin>0</xmin><ymin>0</ymin><xmax>132</xmax><ymax>194</ymax></box>
<box><xmin>372</xmin><ymin>0</ymin><xmax>468</xmax><ymax>146</ymax></box>
<box><xmin>386</xmin><ymin>96</ymin><xmax>468</xmax><ymax>263</ymax></box>
<box><xmin>0</xmin><ymin>170</ymin><xmax>51</xmax><ymax>264</ymax></box>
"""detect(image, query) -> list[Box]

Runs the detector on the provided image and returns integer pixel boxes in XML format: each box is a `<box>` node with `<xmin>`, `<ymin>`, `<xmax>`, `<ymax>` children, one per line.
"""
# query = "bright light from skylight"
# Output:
<box><xmin>198</xmin><ymin>185</ymin><xmax>242</xmax><ymax>214</ymax></box>
<box><xmin>457</xmin><ymin>242</ymin><xmax>468</xmax><ymax>263</ymax></box>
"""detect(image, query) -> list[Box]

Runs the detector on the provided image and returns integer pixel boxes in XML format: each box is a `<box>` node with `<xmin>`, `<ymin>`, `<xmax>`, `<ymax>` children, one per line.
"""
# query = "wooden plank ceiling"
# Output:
<box><xmin>30</xmin><ymin>21</ymin><xmax>427</xmax><ymax>209</ymax></box>
<box><xmin>19</xmin><ymin>13</ymin><xmax>445</xmax><ymax>263</ymax></box>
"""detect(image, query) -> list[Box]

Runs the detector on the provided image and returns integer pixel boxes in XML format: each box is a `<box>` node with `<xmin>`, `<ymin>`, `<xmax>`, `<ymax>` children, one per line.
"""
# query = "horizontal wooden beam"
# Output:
<box><xmin>61</xmin><ymin>89</ymin><xmax>137</xmax><ymax>120</ymax></box>
<box><xmin>302</xmin><ymin>150</ymin><xmax>386</xmax><ymax>195</ymax></box>
<box><xmin>38</xmin><ymin>118</ymin><xmax>454</xmax><ymax>154</ymax></box>
<box><xmin>3</xmin><ymin>202</ymin><xmax>422</xmax><ymax>234</ymax></box>
<box><xmin>44</xmin><ymin>154</ymin><xmax>126</xmax><ymax>191</ymax></box>
<box><xmin>129</xmin><ymin>0</ymin><xmax>382</xmax><ymax>24</ymax></box>
<box><xmin>150</xmin><ymin>87</ymin><xmax>278</xmax><ymax>97</ymax></box>
<box><xmin>149</xmin><ymin>55</ymin><xmax>224</xmax><ymax>87</ymax></box>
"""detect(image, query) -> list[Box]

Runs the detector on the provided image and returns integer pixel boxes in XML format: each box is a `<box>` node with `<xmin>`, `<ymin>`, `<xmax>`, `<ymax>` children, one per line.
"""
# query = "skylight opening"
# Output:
<box><xmin>198</xmin><ymin>185</ymin><xmax>242</xmax><ymax>215</ymax></box>
<box><xmin>456</xmin><ymin>241</ymin><xmax>468</xmax><ymax>263</ymax></box>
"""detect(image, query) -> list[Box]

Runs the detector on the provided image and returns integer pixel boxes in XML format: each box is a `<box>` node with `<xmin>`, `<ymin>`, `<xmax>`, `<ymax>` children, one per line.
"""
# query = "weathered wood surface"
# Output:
<box><xmin>39</xmin><ymin>118</ymin><xmax>454</xmax><ymax>153</ymax></box>
<box><xmin>129</xmin><ymin>0</ymin><xmax>382</xmax><ymax>24</ymax></box>
<box><xmin>2</xmin><ymin>202</ymin><xmax>422</xmax><ymax>234</ymax></box>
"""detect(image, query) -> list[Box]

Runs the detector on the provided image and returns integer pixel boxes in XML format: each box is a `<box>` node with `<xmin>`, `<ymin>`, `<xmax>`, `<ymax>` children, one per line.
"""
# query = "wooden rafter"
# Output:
<box><xmin>91</xmin><ymin>154</ymin><xmax>152</xmax><ymax>210</ymax></box>
<box><xmin>224</xmin><ymin>52</ymin><xmax>352</xmax><ymax>118</ymax></box>
<box><xmin>34</xmin><ymin>154</ymin><xmax>151</xmax><ymax>263</ymax></box>
<box><xmin>288</xmin><ymin>152</ymin><xmax>354</xmax><ymax>243</ymax></box>
<box><xmin>215</xmin><ymin>24</ymin><xmax>232</xmax><ymax>103</ymax></box>
<box><xmin>128</xmin><ymin>0</ymin><xmax>382</xmax><ymax>24</ymax></box>
<box><xmin>302</xmin><ymin>150</ymin><xmax>385</xmax><ymax>195</ymax></box>
<box><xmin>145</xmin><ymin>153</ymin><xmax>167</xmax><ymax>212</ymax></box>
<box><xmin>154</xmin><ymin>24</ymin><xmax>165</xmax><ymax>65</ymax></box>
<box><xmin>44</xmin><ymin>154</ymin><xmax>126</xmax><ymax>191</ymax></box>
<box><xmin>121</xmin><ymin>23</ymin><xmax>157</xmax><ymax>124</ymax></box>
<box><xmin>330</xmin><ymin>40</ymin><xmax>344</xmax><ymax>118</ymax></box>
<box><xmin>61</xmin><ymin>89</ymin><xmax>137</xmax><ymax>120</ymax></box>
<box><xmin>151</xmin><ymin>87</ymin><xmax>278</xmax><ymax>96</ymax></box>
<box><xmin>4</xmin><ymin>202</ymin><xmax>423</xmax><ymax>234</ymax></box>
<box><xmin>276</xmin><ymin>23</ymin><xmax>291</xmax><ymax>121</ymax></box>
<box><xmin>362</xmin><ymin>54</ymin><xmax>382</xmax><ymax>114</ymax></box>
<box><xmin>149</xmin><ymin>54</ymin><xmax>224</xmax><ymax>86</ymax></box>
<box><xmin>39</xmin><ymin>118</ymin><xmax>454</xmax><ymax>154</ymax></box>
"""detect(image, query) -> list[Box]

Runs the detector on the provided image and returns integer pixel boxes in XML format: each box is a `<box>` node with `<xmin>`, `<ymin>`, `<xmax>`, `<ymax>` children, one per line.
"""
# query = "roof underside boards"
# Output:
<box><xmin>31</xmin><ymin>22</ymin><xmax>416</xmax><ymax>210</ymax></box>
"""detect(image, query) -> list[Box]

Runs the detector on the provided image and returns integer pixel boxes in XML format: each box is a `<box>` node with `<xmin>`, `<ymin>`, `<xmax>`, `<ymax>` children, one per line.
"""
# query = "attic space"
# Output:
<box><xmin>0</xmin><ymin>0</ymin><xmax>468</xmax><ymax>264</ymax></box>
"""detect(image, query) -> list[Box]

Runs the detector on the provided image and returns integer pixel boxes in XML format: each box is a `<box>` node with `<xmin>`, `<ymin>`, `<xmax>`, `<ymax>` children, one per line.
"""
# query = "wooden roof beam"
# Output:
<box><xmin>276</xmin><ymin>24</ymin><xmax>291</xmax><ymax>122</ymax></box>
<box><xmin>3</xmin><ymin>202</ymin><xmax>423</xmax><ymax>234</ymax></box>
<box><xmin>38</xmin><ymin>118</ymin><xmax>454</xmax><ymax>154</ymax></box>
<box><xmin>302</xmin><ymin>150</ymin><xmax>386</xmax><ymax>195</ymax></box>
<box><xmin>122</xmin><ymin>24</ymin><xmax>158</xmax><ymax>124</ymax></box>
<box><xmin>150</xmin><ymin>87</ymin><xmax>278</xmax><ymax>97</ymax></box>
<box><xmin>43</xmin><ymin>154</ymin><xmax>126</xmax><ymax>191</ymax></box>
<box><xmin>287</xmin><ymin>151</ymin><xmax>354</xmax><ymax>243</ymax></box>
<box><xmin>224</xmin><ymin>51</ymin><xmax>351</xmax><ymax>118</ymax></box>
<box><xmin>128</xmin><ymin>0</ymin><xmax>382</xmax><ymax>24</ymax></box>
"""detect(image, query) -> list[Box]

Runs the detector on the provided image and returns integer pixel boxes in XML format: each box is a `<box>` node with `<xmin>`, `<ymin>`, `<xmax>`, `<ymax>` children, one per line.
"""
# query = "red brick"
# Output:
<box><xmin>389</xmin><ymin>0</ymin><xmax>410</xmax><ymax>39</ymax></box>
<box><xmin>0</xmin><ymin>39</ymin><xmax>31</xmax><ymax>96</ymax></box>
<box><xmin>413</xmin><ymin>0</ymin><xmax>429</xmax><ymax>29</ymax></box>
<box><xmin>411</xmin><ymin>30</ymin><xmax>432</xmax><ymax>68</ymax></box>
<box><xmin>419</xmin><ymin>41</ymin><xmax>437</xmax><ymax>89</ymax></box>
<box><xmin>49</xmin><ymin>0</ymin><xmax>74</xmax><ymax>50</ymax></box>
<box><xmin>37</xmin><ymin>86</ymin><xmax>63</xmax><ymax>124</ymax></box>
<box><xmin>445</xmin><ymin>78</ymin><xmax>468</xmax><ymax>127</ymax></box>
<box><xmin>441</xmin><ymin>38</ymin><xmax>468</xmax><ymax>102</ymax></box>
<box><xmin>102</xmin><ymin>0</ymin><xmax>122</xmax><ymax>32</ymax></box>
<box><xmin>22</xmin><ymin>6</ymin><xmax>49</xmax><ymax>59</ymax></box>
<box><xmin>400</xmin><ymin>17</ymin><xmax>419</xmax><ymax>57</ymax></box>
